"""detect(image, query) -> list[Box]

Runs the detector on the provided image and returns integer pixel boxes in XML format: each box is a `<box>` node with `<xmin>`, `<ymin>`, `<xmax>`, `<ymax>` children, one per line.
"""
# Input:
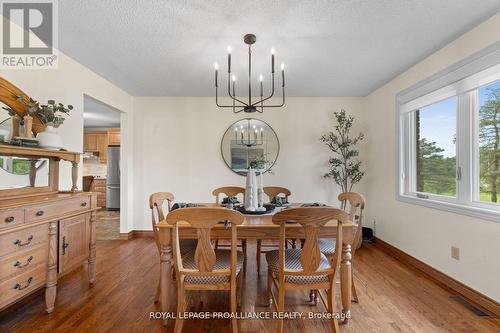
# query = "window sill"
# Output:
<box><xmin>396</xmin><ymin>193</ymin><xmax>500</xmax><ymax>223</ymax></box>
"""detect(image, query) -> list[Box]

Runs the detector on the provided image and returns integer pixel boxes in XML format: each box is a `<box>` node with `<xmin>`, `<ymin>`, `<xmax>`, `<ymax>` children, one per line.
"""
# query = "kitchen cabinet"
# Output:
<box><xmin>83</xmin><ymin>132</ymin><xmax>108</xmax><ymax>163</ymax></box>
<box><xmin>107</xmin><ymin>128</ymin><xmax>120</xmax><ymax>146</ymax></box>
<box><xmin>83</xmin><ymin>133</ymin><xmax>99</xmax><ymax>152</ymax></box>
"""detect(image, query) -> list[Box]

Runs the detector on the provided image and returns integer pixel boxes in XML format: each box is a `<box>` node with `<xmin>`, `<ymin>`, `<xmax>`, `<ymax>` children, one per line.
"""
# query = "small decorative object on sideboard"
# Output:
<box><xmin>2</xmin><ymin>94</ymin><xmax>72</xmax><ymax>149</ymax></box>
<box><xmin>33</xmin><ymin>100</ymin><xmax>73</xmax><ymax>150</ymax></box>
<box><xmin>37</xmin><ymin>125</ymin><xmax>64</xmax><ymax>150</ymax></box>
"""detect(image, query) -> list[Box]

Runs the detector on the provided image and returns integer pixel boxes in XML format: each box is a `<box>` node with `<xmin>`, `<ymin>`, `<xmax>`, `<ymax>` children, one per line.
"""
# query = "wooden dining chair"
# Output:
<box><xmin>256</xmin><ymin>186</ymin><xmax>292</xmax><ymax>275</ymax></box>
<box><xmin>212</xmin><ymin>186</ymin><xmax>246</xmax><ymax>204</ymax></box>
<box><xmin>316</xmin><ymin>192</ymin><xmax>366</xmax><ymax>303</ymax></box>
<box><xmin>266</xmin><ymin>207</ymin><xmax>350</xmax><ymax>333</ymax></box>
<box><xmin>212</xmin><ymin>186</ymin><xmax>247</xmax><ymax>257</ymax></box>
<box><xmin>149</xmin><ymin>192</ymin><xmax>196</xmax><ymax>303</ymax></box>
<box><xmin>166</xmin><ymin>207</ymin><xmax>245</xmax><ymax>333</ymax></box>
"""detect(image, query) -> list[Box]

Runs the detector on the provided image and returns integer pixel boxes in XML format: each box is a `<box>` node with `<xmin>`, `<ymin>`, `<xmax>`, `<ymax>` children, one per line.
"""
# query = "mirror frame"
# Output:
<box><xmin>0</xmin><ymin>76</ymin><xmax>45</xmax><ymax>134</ymax></box>
<box><xmin>220</xmin><ymin>118</ymin><xmax>280</xmax><ymax>176</ymax></box>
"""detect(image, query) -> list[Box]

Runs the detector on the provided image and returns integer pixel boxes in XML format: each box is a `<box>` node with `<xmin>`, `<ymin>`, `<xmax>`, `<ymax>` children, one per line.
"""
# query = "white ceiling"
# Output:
<box><xmin>83</xmin><ymin>96</ymin><xmax>121</xmax><ymax>128</ymax></box>
<box><xmin>59</xmin><ymin>0</ymin><xmax>500</xmax><ymax>97</ymax></box>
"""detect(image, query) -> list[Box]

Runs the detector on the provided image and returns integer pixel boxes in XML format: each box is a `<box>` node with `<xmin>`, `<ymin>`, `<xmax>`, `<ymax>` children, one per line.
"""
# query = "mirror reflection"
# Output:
<box><xmin>221</xmin><ymin>118</ymin><xmax>279</xmax><ymax>176</ymax></box>
<box><xmin>0</xmin><ymin>101</ymin><xmax>12</xmax><ymax>143</ymax></box>
<box><xmin>0</xmin><ymin>156</ymin><xmax>50</xmax><ymax>189</ymax></box>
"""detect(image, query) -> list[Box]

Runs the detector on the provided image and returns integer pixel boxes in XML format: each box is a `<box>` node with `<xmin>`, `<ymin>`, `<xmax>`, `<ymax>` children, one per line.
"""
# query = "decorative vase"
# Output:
<box><xmin>245</xmin><ymin>168</ymin><xmax>257</xmax><ymax>211</ymax></box>
<box><xmin>37</xmin><ymin>125</ymin><xmax>63</xmax><ymax>150</ymax></box>
<box><xmin>23</xmin><ymin>115</ymin><xmax>33</xmax><ymax>138</ymax></box>
<box><xmin>11</xmin><ymin>115</ymin><xmax>21</xmax><ymax>138</ymax></box>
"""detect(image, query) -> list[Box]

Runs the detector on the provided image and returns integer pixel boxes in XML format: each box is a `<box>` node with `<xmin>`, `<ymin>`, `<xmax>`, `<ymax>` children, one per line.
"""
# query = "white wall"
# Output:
<box><xmin>364</xmin><ymin>13</ymin><xmax>500</xmax><ymax>301</ymax></box>
<box><xmin>132</xmin><ymin>97</ymin><xmax>365</xmax><ymax>230</ymax></box>
<box><xmin>1</xmin><ymin>17</ymin><xmax>135</xmax><ymax>233</ymax></box>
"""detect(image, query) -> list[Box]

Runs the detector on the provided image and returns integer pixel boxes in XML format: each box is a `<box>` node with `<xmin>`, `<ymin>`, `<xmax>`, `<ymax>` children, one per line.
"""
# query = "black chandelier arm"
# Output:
<box><xmin>258</xmin><ymin>85</ymin><xmax>285</xmax><ymax>108</ymax></box>
<box><xmin>215</xmin><ymin>86</ymin><xmax>247</xmax><ymax>108</ymax></box>
<box><xmin>233</xmin><ymin>107</ymin><xmax>246</xmax><ymax>113</ymax></box>
<box><xmin>215</xmin><ymin>86</ymin><xmax>243</xmax><ymax>108</ymax></box>
<box><xmin>250</xmin><ymin>72</ymin><xmax>275</xmax><ymax>107</ymax></box>
<box><xmin>227</xmin><ymin>76</ymin><xmax>249</xmax><ymax>106</ymax></box>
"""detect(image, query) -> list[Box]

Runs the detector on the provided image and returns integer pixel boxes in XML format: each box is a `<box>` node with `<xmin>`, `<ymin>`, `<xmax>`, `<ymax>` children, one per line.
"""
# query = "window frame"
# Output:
<box><xmin>396</xmin><ymin>42</ymin><xmax>500</xmax><ymax>222</ymax></box>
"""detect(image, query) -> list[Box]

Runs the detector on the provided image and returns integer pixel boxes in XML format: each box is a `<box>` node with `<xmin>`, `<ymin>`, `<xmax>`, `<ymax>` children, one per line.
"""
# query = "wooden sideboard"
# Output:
<box><xmin>0</xmin><ymin>145</ymin><xmax>98</xmax><ymax>313</ymax></box>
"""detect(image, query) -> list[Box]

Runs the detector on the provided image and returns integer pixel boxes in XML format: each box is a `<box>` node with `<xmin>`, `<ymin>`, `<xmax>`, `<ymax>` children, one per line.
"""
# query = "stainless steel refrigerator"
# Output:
<box><xmin>106</xmin><ymin>146</ymin><xmax>120</xmax><ymax>210</ymax></box>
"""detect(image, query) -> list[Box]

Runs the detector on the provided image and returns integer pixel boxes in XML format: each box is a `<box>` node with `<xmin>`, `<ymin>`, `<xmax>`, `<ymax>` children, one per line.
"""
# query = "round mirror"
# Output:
<box><xmin>221</xmin><ymin>118</ymin><xmax>279</xmax><ymax>176</ymax></box>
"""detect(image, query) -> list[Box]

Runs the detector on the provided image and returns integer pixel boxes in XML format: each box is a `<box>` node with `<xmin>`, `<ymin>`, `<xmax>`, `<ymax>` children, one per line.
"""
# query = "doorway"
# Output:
<box><xmin>82</xmin><ymin>96</ymin><xmax>122</xmax><ymax>240</ymax></box>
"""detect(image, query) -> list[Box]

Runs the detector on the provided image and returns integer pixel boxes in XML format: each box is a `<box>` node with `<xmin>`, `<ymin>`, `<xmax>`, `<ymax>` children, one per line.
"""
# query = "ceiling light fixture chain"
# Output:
<box><xmin>214</xmin><ymin>33</ymin><xmax>285</xmax><ymax>113</ymax></box>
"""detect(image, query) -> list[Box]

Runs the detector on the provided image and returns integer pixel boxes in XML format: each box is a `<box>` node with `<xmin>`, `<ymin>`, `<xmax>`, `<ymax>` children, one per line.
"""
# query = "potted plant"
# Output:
<box><xmin>320</xmin><ymin>109</ymin><xmax>365</xmax><ymax>197</ymax></box>
<box><xmin>35</xmin><ymin>100</ymin><xmax>73</xmax><ymax>149</ymax></box>
<box><xmin>2</xmin><ymin>96</ymin><xmax>73</xmax><ymax>148</ymax></box>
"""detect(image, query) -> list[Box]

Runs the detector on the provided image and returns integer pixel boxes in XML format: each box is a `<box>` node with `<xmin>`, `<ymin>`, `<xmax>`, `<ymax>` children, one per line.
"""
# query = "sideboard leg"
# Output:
<box><xmin>88</xmin><ymin>210</ymin><xmax>97</xmax><ymax>284</ymax></box>
<box><xmin>71</xmin><ymin>161</ymin><xmax>78</xmax><ymax>192</ymax></box>
<box><xmin>45</xmin><ymin>221</ymin><xmax>58</xmax><ymax>313</ymax></box>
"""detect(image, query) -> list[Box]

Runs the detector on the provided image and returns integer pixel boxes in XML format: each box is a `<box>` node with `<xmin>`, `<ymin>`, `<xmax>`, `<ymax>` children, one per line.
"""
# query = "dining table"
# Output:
<box><xmin>156</xmin><ymin>203</ymin><xmax>354</xmax><ymax>324</ymax></box>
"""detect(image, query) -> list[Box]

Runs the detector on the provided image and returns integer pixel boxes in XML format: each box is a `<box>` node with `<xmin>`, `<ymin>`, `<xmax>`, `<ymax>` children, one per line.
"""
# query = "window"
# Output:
<box><xmin>414</xmin><ymin>97</ymin><xmax>457</xmax><ymax>197</ymax></box>
<box><xmin>478</xmin><ymin>80</ymin><xmax>500</xmax><ymax>205</ymax></box>
<box><xmin>397</xmin><ymin>48</ymin><xmax>500</xmax><ymax>221</ymax></box>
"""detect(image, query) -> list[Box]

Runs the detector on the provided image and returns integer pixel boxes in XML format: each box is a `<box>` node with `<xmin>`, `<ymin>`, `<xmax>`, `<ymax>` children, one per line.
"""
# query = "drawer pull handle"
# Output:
<box><xmin>13</xmin><ymin>235</ymin><xmax>33</xmax><ymax>247</ymax></box>
<box><xmin>5</xmin><ymin>216</ymin><xmax>15</xmax><ymax>223</ymax></box>
<box><xmin>14</xmin><ymin>277</ymin><xmax>33</xmax><ymax>290</ymax></box>
<box><xmin>36</xmin><ymin>210</ymin><xmax>44</xmax><ymax>217</ymax></box>
<box><xmin>14</xmin><ymin>256</ymin><xmax>33</xmax><ymax>268</ymax></box>
<box><xmin>62</xmin><ymin>236</ymin><xmax>69</xmax><ymax>255</ymax></box>
<box><xmin>81</xmin><ymin>202</ymin><xmax>88</xmax><ymax>207</ymax></box>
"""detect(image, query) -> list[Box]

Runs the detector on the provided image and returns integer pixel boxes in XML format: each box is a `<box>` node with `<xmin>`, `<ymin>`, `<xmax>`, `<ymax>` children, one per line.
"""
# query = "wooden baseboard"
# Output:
<box><xmin>119</xmin><ymin>230</ymin><xmax>154</xmax><ymax>240</ymax></box>
<box><xmin>373</xmin><ymin>237</ymin><xmax>500</xmax><ymax>317</ymax></box>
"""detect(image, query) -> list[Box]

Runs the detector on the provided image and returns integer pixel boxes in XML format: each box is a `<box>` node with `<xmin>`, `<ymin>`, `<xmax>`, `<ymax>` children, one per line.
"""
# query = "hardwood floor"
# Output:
<box><xmin>0</xmin><ymin>239</ymin><xmax>498</xmax><ymax>333</ymax></box>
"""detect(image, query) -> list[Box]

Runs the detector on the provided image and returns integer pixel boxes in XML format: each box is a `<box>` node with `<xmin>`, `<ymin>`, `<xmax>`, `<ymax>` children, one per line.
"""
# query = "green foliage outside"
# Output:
<box><xmin>416</xmin><ymin>85</ymin><xmax>500</xmax><ymax>203</ymax></box>
<box><xmin>12</xmin><ymin>159</ymin><xmax>30</xmax><ymax>175</ymax></box>
<box><xmin>479</xmin><ymin>86</ymin><xmax>500</xmax><ymax>203</ymax></box>
<box><xmin>416</xmin><ymin>138</ymin><xmax>456</xmax><ymax>196</ymax></box>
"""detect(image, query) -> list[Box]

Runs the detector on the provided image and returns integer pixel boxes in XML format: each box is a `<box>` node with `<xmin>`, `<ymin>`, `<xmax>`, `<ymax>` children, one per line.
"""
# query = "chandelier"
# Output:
<box><xmin>214</xmin><ymin>33</ymin><xmax>285</xmax><ymax>113</ymax></box>
<box><xmin>233</xmin><ymin>119</ymin><xmax>264</xmax><ymax>147</ymax></box>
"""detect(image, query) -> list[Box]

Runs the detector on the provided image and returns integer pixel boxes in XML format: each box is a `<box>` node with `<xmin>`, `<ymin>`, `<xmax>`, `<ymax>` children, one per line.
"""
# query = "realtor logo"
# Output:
<box><xmin>1</xmin><ymin>0</ymin><xmax>58</xmax><ymax>68</ymax></box>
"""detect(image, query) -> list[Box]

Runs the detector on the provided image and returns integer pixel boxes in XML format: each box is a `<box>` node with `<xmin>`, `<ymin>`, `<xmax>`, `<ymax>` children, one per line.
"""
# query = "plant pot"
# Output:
<box><xmin>37</xmin><ymin>125</ymin><xmax>63</xmax><ymax>150</ymax></box>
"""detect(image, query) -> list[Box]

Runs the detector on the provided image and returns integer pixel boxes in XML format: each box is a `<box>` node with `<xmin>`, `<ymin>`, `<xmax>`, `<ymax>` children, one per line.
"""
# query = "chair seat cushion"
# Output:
<box><xmin>182</xmin><ymin>249</ymin><xmax>244</xmax><ymax>284</ymax></box>
<box><xmin>318</xmin><ymin>238</ymin><xmax>336</xmax><ymax>256</ymax></box>
<box><xmin>265</xmin><ymin>249</ymin><xmax>331</xmax><ymax>284</ymax></box>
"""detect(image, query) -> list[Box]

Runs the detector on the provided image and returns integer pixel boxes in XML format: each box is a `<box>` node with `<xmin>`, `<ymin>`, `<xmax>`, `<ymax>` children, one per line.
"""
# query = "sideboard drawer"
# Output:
<box><xmin>0</xmin><ymin>244</ymin><xmax>48</xmax><ymax>282</ymax></box>
<box><xmin>0</xmin><ymin>263</ymin><xmax>47</xmax><ymax>309</ymax></box>
<box><xmin>0</xmin><ymin>224</ymin><xmax>48</xmax><ymax>257</ymax></box>
<box><xmin>26</xmin><ymin>196</ymin><xmax>91</xmax><ymax>223</ymax></box>
<box><xmin>0</xmin><ymin>209</ymin><xmax>25</xmax><ymax>230</ymax></box>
